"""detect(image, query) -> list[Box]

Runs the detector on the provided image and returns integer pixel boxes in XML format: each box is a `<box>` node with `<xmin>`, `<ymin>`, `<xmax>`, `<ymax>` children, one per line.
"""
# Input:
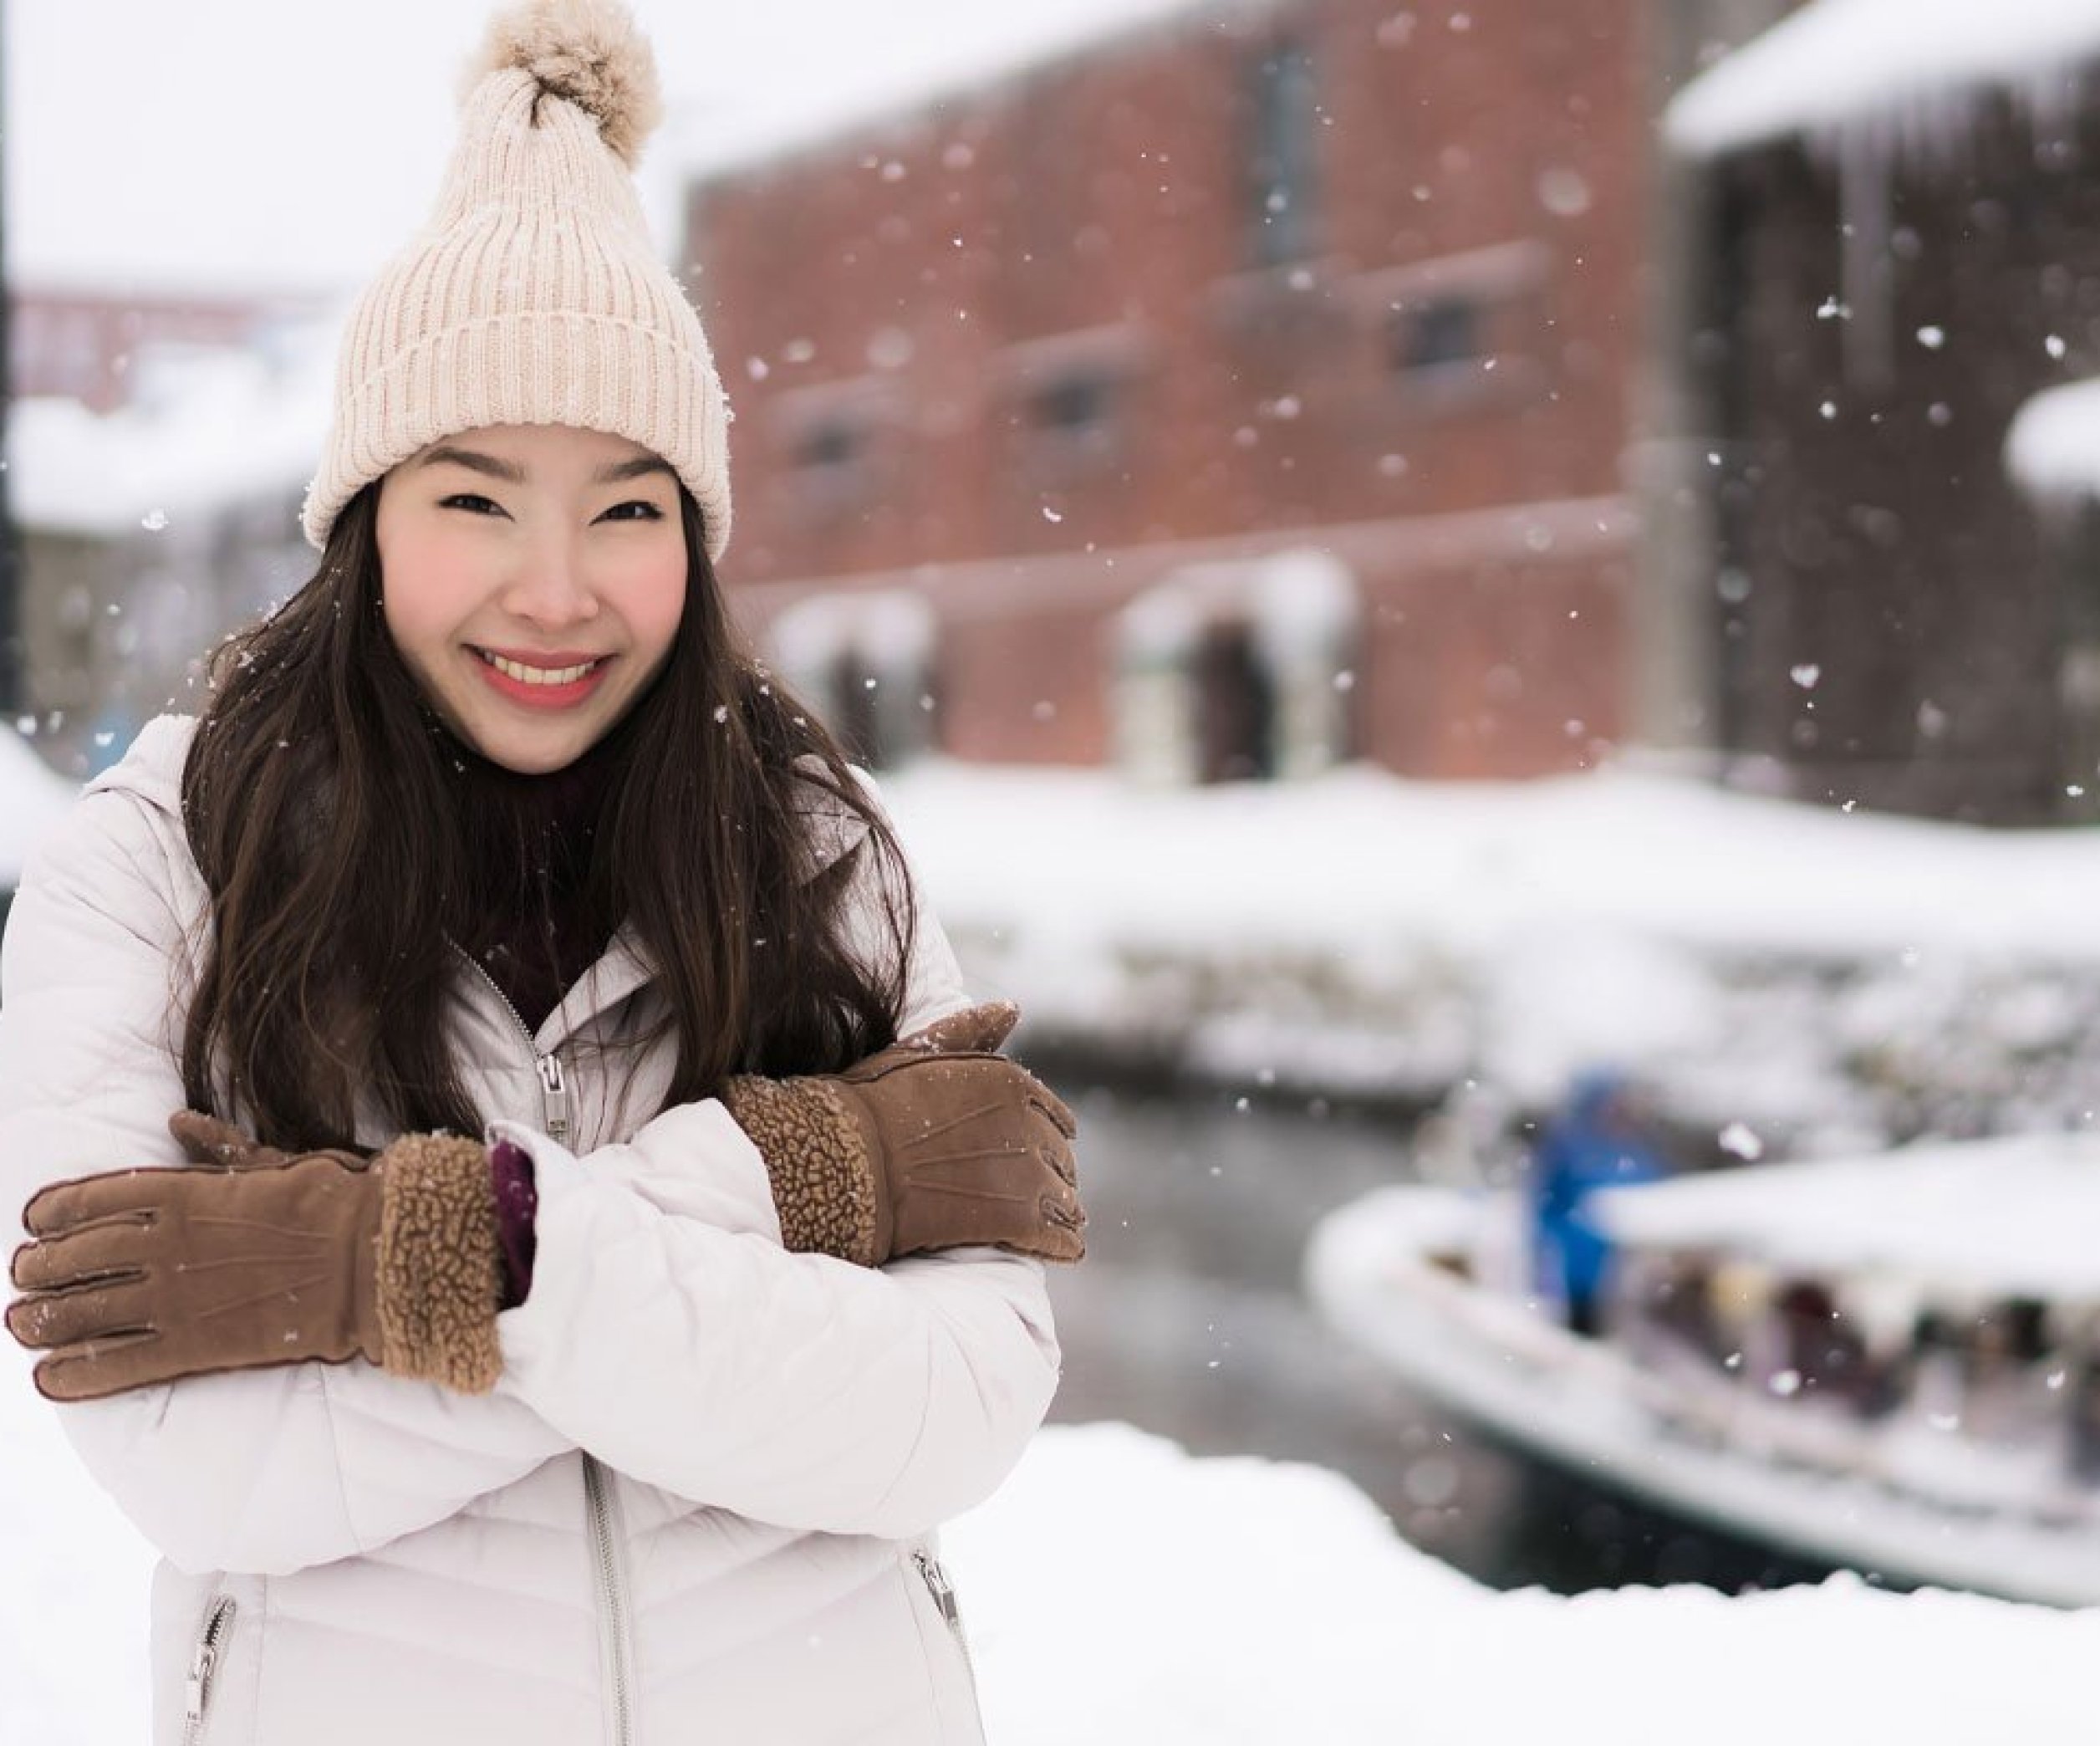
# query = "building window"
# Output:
<box><xmin>1247</xmin><ymin>41</ymin><xmax>1321</xmax><ymax>267</ymax></box>
<box><xmin>782</xmin><ymin>413</ymin><xmax>879</xmax><ymax>518</ymax></box>
<box><xmin>797</xmin><ymin>419</ymin><xmax>865</xmax><ymax>473</ymax></box>
<box><xmin>1396</xmin><ymin>298</ymin><xmax>1484</xmax><ymax>373</ymax></box>
<box><xmin>1024</xmin><ymin>370</ymin><xmax>1121</xmax><ymax>465</ymax></box>
<box><xmin>1033</xmin><ymin>373</ymin><xmax>1114</xmax><ymax>439</ymax></box>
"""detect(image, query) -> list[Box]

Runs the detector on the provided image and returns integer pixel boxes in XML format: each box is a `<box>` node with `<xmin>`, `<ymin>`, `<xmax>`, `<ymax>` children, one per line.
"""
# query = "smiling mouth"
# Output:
<box><xmin>472</xmin><ymin>649</ymin><xmax>610</xmax><ymax>687</ymax></box>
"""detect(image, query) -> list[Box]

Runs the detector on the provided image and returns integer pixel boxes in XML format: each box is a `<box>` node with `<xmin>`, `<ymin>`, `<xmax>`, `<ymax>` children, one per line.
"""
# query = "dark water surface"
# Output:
<box><xmin>1042</xmin><ymin>1081</ymin><xmax>1845</xmax><ymax>1595</ymax></box>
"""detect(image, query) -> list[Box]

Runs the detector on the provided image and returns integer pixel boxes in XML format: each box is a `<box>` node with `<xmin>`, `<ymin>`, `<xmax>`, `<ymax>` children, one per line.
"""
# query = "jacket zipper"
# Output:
<box><xmin>913</xmin><ymin>1550</ymin><xmax>985</xmax><ymax>1723</ymax></box>
<box><xmin>584</xmin><ymin>1452</ymin><xmax>639</xmax><ymax>1746</ymax></box>
<box><xmin>181</xmin><ymin>1596</ymin><xmax>237</xmax><ymax>1746</ymax></box>
<box><xmin>455</xmin><ymin>947</ymin><xmax>571</xmax><ymax>1141</ymax></box>
<box><xmin>458</xmin><ymin>951</ymin><xmax>627</xmax><ymax>1743</ymax></box>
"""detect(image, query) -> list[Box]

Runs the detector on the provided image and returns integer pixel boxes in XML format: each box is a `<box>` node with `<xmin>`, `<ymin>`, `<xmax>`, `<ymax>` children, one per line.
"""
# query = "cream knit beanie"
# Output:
<box><xmin>302</xmin><ymin>0</ymin><xmax>732</xmax><ymax>560</ymax></box>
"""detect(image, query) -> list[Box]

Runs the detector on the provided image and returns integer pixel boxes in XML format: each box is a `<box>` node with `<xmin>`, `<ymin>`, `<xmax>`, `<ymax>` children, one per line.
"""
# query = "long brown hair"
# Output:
<box><xmin>180</xmin><ymin>486</ymin><xmax>914</xmax><ymax>1147</ymax></box>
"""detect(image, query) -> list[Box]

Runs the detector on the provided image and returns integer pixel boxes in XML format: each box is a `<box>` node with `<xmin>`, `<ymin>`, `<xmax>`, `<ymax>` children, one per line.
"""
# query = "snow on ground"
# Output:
<box><xmin>879</xmin><ymin>758</ymin><xmax>2100</xmax><ymax>1141</ymax></box>
<box><xmin>8</xmin><ymin>1335</ymin><xmax>2098</xmax><ymax>1746</ymax></box>
<box><xmin>1665</xmin><ymin>0</ymin><xmax>2100</xmax><ymax>157</ymax></box>
<box><xmin>951</xmin><ymin>1422</ymin><xmax>2100</xmax><ymax>1746</ymax></box>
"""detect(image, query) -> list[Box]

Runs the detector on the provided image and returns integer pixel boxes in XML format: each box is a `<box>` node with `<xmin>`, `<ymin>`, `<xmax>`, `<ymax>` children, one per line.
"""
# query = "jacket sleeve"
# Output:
<box><xmin>492</xmin><ymin>1111</ymin><xmax>1061</xmax><ymax>1541</ymax></box>
<box><xmin>0</xmin><ymin>788</ymin><xmax>574</xmax><ymax>1579</ymax></box>
<box><xmin>491</xmin><ymin>795</ymin><xmax>1063</xmax><ymax>1539</ymax></box>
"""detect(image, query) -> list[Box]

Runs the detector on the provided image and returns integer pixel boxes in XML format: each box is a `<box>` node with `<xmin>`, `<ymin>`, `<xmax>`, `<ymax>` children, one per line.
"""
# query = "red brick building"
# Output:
<box><xmin>684</xmin><ymin>0</ymin><xmax>1684</xmax><ymax>779</ymax></box>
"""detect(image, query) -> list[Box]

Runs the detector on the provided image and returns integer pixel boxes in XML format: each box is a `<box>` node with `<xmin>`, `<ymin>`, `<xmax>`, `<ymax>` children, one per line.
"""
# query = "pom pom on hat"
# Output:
<box><xmin>469</xmin><ymin>0</ymin><xmax>664</xmax><ymax>168</ymax></box>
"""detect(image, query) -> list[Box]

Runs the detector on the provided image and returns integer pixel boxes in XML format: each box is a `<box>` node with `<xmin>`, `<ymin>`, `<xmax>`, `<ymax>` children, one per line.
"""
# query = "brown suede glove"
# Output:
<box><xmin>723</xmin><ymin>1001</ymin><xmax>1085</xmax><ymax>1267</ymax></box>
<box><xmin>5</xmin><ymin>1116</ymin><xmax>503</xmax><ymax>1403</ymax></box>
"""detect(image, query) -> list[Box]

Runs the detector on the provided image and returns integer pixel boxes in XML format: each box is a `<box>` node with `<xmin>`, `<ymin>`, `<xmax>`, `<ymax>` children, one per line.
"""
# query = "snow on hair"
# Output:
<box><xmin>468</xmin><ymin>0</ymin><xmax>664</xmax><ymax>166</ymax></box>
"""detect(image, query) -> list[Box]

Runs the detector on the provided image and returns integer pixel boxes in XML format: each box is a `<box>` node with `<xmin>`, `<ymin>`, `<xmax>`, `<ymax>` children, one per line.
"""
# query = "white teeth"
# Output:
<box><xmin>481</xmin><ymin>651</ymin><xmax>602</xmax><ymax>687</ymax></box>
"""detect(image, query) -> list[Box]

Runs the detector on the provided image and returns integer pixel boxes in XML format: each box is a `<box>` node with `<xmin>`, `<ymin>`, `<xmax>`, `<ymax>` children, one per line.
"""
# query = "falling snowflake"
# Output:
<box><xmin>1719</xmin><ymin>1121</ymin><xmax>1765</xmax><ymax>1161</ymax></box>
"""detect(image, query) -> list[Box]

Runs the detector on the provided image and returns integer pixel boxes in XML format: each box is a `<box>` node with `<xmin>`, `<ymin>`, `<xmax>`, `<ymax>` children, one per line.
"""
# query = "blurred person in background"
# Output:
<box><xmin>1529</xmin><ymin>1069</ymin><xmax>1669</xmax><ymax>1335</ymax></box>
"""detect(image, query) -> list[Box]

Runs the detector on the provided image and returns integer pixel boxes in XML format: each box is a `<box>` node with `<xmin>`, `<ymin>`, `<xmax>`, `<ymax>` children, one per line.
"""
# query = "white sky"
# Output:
<box><xmin>7</xmin><ymin>0</ymin><xmax>1200</xmax><ymax>296</ymax></box>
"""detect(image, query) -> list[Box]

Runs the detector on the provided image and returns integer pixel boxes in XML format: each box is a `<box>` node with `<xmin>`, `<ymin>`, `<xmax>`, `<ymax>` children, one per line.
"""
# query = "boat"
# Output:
<box><xmin>1304</xmin><ymin>1131</ymin><xmax>2100</xmax><ymax>1606</ymax></box>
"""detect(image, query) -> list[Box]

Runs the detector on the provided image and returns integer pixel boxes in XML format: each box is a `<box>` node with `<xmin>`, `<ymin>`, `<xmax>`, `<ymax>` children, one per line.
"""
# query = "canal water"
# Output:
<box><xmin>1042</xmin><ymin>1079</ymin><xmax>1845</xmax><ymax>1595</ymax></box>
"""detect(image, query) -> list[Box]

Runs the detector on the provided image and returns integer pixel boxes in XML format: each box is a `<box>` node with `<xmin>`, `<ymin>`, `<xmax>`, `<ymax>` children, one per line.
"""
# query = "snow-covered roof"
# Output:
<box><xmin>1593</xmin><ymin>1134</ymin><xmax>2100</xmax><ymax>1299</ymax></box>
<box><xmin>2004</xmin><ymin>375</ymin><xmax>2100</xmax><ymax>500</ymax></box>
<box><xmin>11</xmin><ymin>320</ymin><xmax>337</xmax><ymax>538</ymax></box>
<box><xmin>1665</xmin><ymin>0</ymin><xmax>2100</xmax><ymax>158</ymax></box>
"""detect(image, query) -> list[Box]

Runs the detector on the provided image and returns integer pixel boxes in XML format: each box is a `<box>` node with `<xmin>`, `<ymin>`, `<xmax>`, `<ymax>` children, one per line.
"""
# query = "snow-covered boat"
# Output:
<box><xmin>1305</xmin><ymin>1133</ymin><xmax>2100</xmax><ymax>1605</ymax></box>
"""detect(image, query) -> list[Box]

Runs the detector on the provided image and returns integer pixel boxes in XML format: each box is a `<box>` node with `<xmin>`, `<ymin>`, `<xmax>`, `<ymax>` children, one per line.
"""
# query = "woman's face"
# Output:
<box><xmin>376</xmin><ymin>423</ymin><xmax>688</xmax><ymax>775</ymax></box>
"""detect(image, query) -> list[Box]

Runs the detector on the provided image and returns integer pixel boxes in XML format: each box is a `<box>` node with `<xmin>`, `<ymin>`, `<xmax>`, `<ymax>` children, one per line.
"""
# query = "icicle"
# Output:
<box><xmin>2019</xmin><ymin>68</ymin><xmax>2083</xmax><ymax>170</ymax></box>
<box><xmin>1836</xmin><ymin>117</ymin><xmax>1895</xmax><ymax>390</ymax></box>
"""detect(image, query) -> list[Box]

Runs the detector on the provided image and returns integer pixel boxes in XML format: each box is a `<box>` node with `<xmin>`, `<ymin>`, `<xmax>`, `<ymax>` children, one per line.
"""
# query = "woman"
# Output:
<box><xmin>0</xmin><ymin>4</ymin><xmax>1082</xmax><ymax>1742</ymax></box>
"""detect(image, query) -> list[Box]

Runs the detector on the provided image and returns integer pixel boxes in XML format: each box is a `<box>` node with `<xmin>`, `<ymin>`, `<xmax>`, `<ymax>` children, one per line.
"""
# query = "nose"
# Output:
<box><xmin>500</xmin><ymin>529</ymin><xmax>601</xmax><ymax>628</ymax></box>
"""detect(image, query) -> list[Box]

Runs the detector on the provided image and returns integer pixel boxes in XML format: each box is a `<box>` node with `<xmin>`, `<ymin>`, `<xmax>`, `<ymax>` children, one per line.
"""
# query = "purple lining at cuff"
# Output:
<box><xmin>489</xmin><ymin>1136</ymin><xmax>540</xmax><ymax>1310</ymax></box>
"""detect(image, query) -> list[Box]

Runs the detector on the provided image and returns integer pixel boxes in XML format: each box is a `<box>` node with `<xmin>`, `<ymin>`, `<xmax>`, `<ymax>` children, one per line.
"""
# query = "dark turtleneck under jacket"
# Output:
<box><xmin>446</xmin><ymin>727</ymin><xmax>624</xmax><ymax>1040</ymax></box>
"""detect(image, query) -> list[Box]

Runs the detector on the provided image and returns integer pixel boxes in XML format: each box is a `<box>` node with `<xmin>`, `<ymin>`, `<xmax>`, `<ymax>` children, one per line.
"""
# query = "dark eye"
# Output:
<box><xmin>441</xmin><ymin>493</ymin><xmax>506</xmax><ymax>517</ymax></box>
<box><xmin>599</xmin><ymin>500</ymin><xmax>665</xmax><ymax>523</ymax></box>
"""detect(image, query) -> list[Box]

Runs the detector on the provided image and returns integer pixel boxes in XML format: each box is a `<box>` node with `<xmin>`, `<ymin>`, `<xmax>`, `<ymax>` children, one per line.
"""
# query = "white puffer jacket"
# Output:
<box><xmin>0</xmin><ymin>717</ymin><xmax>1060</xmax><ymax>1746</ymax></box>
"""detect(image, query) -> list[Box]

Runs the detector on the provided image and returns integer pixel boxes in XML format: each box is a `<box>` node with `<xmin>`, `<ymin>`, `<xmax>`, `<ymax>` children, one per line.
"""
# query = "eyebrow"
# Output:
<box><xmin>594</xmin><ymin>454</ymin><xmax>678</xmax><ymax>485</ymax></box>
<box><xmin>415</xmin><ymin>446</ymin><xmax>677</xmax><ymax>487</ymax></box>
<box><xmin>416</xmin><ymin>445</ymin><xmax>525</xmax><ymax>483</ymax></box>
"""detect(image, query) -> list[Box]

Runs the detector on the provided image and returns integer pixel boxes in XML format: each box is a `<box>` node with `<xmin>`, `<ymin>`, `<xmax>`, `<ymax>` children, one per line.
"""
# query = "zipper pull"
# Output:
<box><xmin>186</xmin><ymin>1598</ymin><xmax>235</xmax><ymax>1733</ymax></box>
<box><xmin>538</xmin><ymin>1053</ymin><xmax>570</xmax><ymax>1143</ymax></box>
<box><xmin>185</xmin><ymin>1652</ymin><xmax>213</xmax><ymax>1727</ymax></box>
<box><xmin>915</xmin><ymin>1552</ymin><xmax>963</xmax><ymax>1627</ymax></box>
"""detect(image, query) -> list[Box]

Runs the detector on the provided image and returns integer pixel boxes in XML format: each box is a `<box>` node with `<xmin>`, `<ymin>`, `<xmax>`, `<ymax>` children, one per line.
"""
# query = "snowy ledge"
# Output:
<box><xmin>1666</xmin><ymin>0</ymin><xmax>2100</xmax><ymax>158</ymax></box>
<box><xmin>883</xmin><ymin>760</ymin><xmax>2100</xmax><ymax>1146</ymax></box>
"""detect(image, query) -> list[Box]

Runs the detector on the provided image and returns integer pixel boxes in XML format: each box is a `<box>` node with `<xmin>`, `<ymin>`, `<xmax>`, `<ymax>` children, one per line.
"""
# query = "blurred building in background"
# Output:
<box><xmin>1669</xmin><ymin>5</ymin><xmax>2100</xmax><ymax>824</ymax></box>
<box><xmin>13</xmin><ymin>286</ymin><xmax>319</xmax><ymax>413</ymax></box>
<box><xmin>687</xmin><ymin>0</ymin><xmax>1788</xmax><ymax>781</ymax></box>
<box><xmin>8</xmin><ymin>297</ymin><xmax>331</xmax><ymax>772</ymax></box>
